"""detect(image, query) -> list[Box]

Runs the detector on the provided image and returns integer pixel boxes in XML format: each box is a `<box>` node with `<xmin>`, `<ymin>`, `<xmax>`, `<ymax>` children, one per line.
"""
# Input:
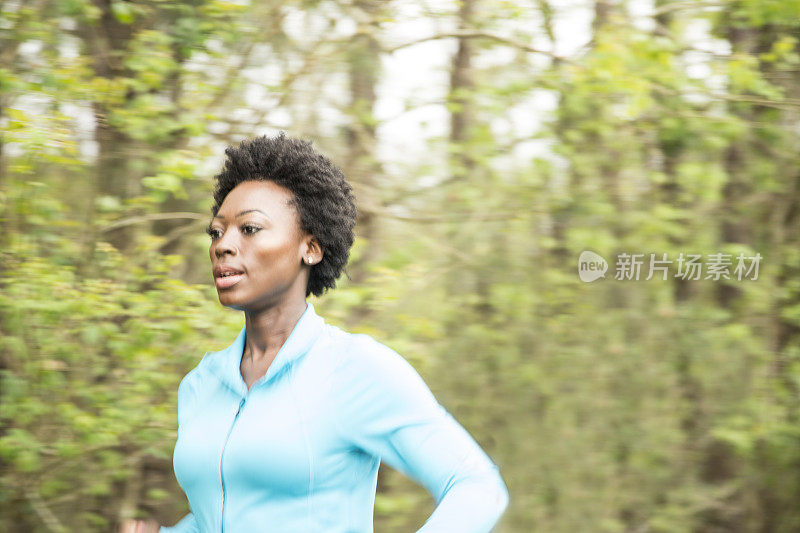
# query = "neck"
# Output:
<box><xmin>243</xmin><ymin>298</ymin><xmax>307</xmax><ymax>364</ymax></box>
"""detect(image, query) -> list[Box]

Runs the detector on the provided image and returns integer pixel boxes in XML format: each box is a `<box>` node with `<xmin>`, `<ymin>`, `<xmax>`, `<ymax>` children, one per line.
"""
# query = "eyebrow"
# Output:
<box><xmin>213</xmin><ymin>209</ymin><xmax>269</xmax><ymax>220</ymax></box>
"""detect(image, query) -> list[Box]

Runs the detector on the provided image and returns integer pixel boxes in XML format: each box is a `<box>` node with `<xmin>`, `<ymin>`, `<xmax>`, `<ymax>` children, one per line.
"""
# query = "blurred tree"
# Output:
<box><xmin>3</xmin><ymin>0</ymin><xmax>800</xmax><ymax>532</ymax></box>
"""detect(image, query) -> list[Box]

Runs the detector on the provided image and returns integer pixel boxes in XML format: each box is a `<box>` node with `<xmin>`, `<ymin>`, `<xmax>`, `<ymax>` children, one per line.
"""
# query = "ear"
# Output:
<box><xmin>302</xmin><ymin>236</ymin><xmax>324</xmax><ymax>265</ymax></box>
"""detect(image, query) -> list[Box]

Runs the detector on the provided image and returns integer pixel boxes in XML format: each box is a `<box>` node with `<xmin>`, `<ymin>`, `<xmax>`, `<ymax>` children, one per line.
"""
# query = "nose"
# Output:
<box><xmin>214</xmin><ymin>230</ymin><xmax>238</xmax><ymax>258</ymax></box>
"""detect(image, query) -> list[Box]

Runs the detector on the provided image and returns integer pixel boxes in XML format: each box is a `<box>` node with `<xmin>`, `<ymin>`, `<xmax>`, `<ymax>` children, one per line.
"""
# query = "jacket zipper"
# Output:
<box><xmin>219</xmin><ymin>397</ymin><xmax>246</xmax><ymax>533</ymax></box>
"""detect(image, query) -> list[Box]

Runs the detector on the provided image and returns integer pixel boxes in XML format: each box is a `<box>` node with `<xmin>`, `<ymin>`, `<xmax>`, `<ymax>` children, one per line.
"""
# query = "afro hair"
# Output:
<box><xmin>211</xmin><ymin>133</ymin><xmax>357</xmax><ymax>297</ymax></box>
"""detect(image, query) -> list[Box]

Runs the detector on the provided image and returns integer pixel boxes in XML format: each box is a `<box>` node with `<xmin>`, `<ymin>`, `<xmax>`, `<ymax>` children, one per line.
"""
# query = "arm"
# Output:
<box><xmin>334</xmin><ymin>335</ymin><xmax>509</xmax><ymax>533</ymax></box>
<box><xmin>159</xmin><ymin>370</ymin><xmax>204</xmax><ymax>533</ymax></box>
<box><xmin>412</xmin><ymin>412</ymin><xmax>509</xmax><ymax>533</ymax></box>
<box><xmin>159</xmin><ymin>513</ymin><xmax>198</xmax><ymax>533</ymax></box>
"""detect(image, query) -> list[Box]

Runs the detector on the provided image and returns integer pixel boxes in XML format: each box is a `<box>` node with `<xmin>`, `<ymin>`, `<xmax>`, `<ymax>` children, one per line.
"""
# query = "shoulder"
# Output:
<box><xmin>346</xmin><ymin>332</ymin><xmax>398</xmax><ymax>359</ymax></box>
<box><xmin>337</xmin><ymin>331</ymin><xmax>414</xmax><ymax>375</ymax></box>
<box><xmin>327</xmin><ymin>330</ymin><xmax>443</xmax><ymax>441</ymax></box>
<box><xmin>177</xmin><ymin>349</ymin><xmax>221</xmax><ymax>399</ymax></box>
<box><xmin>332</xmin><ymin>330</ymin><xmax>435</xmax><ymax>400</ymax></box>
<box><xmin>312</xmin><ymin>322</ymin><xmax>401</xmax><ymax>370</ymax></box>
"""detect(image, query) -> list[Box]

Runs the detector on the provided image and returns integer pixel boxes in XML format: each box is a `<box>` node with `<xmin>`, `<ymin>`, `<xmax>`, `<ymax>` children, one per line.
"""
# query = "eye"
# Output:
<box><xmin>241</xmin><ymin>224</ymin><xmax>261</xmax><ymax>236</ymax></box>
<box><xmin>206</xmin><ymin>226</ymin><xmax>223</xmax><ymax>240</ymax></box>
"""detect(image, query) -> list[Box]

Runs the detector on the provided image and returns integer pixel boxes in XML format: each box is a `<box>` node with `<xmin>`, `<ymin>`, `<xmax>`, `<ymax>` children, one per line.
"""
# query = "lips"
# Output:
<box><xmin>213</xmin><ymin>265</ymin><xmax>245</xmax><ymax>289</ymax></box>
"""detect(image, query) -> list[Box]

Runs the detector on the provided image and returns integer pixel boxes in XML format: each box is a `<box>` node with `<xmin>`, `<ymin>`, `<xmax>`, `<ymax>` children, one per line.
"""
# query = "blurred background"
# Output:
<box><xmin>1</xmin><ymin>0</ymin><xmax>799</xmax><ymax>531</ymax></box>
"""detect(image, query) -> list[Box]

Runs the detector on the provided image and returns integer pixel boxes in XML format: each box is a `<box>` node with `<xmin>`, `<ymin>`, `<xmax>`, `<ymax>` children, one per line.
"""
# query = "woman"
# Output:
<box><xmin>123</xmin><ymin>133</ymin><xmax>509</xmax><ymax>533</ymax></box>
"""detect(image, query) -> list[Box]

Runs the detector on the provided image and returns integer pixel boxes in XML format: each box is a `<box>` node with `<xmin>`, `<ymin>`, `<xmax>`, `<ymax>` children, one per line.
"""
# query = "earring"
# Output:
<box><xmin>307</xmin><ymin>257</ymin><xmax>314</xmax><ymax>265</ymax></box>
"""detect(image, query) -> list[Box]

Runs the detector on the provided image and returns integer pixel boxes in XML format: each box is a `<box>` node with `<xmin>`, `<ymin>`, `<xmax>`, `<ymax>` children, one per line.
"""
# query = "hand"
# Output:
<box><xmin>119</xmin><ymin>518</ymin><xmax>160</xmax><ymax>533</ymax></box>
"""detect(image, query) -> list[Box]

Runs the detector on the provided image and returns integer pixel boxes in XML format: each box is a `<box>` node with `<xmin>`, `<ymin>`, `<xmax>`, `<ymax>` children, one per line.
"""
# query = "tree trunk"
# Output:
<box><xmin>448</xmin><ymin>0</ymin><xmax>476</xmax><ymax>179</ymax></box>
<box><xmin>344</xmin><ymin>0</ymin><xmax>383</xmax><ymax>295</ymax></box>
<box><xmin>79</xmin><ymin>0</ymin><xmax>139</xmax><ymax>259</ymax></box>
<box><xmin>442</xmin><ymin>0</ymin><xmax>477</xmax><ymax>309</ymax></box>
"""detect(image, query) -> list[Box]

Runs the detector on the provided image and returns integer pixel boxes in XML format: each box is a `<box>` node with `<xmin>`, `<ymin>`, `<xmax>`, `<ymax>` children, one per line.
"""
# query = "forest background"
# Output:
<box><xmin>2</xmin><ymin>0</ymin><xmax>800</xmax><ymax>531</ymax></box>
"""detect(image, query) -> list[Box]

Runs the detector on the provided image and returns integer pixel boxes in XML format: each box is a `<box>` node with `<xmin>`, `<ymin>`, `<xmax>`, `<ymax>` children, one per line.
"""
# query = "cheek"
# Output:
<box><xmin>250</xmin><ymin>237</ymin><xmax>302</xmax><ymax>271</ymax></box>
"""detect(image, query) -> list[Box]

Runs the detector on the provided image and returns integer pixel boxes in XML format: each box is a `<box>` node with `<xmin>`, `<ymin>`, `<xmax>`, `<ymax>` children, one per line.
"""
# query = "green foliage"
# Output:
<box><xmin>0</xmin><ymin>227</ymin><xmax>239</xmax><ymax>530</ymax></box>
<box><xmin>3</xmin><ymin>0</ymin><xmax>800</xmax><ymax>531</ymax></box>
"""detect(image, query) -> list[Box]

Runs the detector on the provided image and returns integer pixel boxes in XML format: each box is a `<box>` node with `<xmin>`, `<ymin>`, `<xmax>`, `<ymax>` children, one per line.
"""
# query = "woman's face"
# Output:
<box><xmin>207</xmin><ymin>180</ymin><xmax>314</xmax><ymax>312</ymax></box>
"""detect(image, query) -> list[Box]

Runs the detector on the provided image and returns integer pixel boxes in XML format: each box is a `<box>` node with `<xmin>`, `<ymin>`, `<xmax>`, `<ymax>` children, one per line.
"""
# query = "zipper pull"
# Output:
<box><xmin>236</xmin><ymin>397</ymin><xmax>245</xmax><ymax>415</ymax></box>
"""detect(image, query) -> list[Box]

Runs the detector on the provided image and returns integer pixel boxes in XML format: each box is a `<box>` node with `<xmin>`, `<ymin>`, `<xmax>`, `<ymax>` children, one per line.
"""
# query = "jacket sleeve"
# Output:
<box><xmin>159</xmin><ymin>513</ymin><xmax>199</xmax><ymax>533</ymax></box>
<box><xmin>160</xmin><ymin>368</ymin><xmax>204</xmax><ymax>533</ymax></box>
<box><xmin>332</xmin><ymin>335</ymin><xmax>509</xmax><ymax>533</ymax></box>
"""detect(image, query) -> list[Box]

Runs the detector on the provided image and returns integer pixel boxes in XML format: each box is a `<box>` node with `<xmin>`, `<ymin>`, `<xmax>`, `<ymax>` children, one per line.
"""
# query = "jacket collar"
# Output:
<box><xmin>206</xmin><ymin>301</ymin><xmax>325</xmax><ymax>396</ymax></box>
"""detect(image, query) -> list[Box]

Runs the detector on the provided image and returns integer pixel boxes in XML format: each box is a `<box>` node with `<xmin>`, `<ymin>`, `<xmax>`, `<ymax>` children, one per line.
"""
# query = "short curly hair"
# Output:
<box><xmin>210</xmin><ymin>133</ymin><xmax>357</xmax><ymax>297</ymax></box>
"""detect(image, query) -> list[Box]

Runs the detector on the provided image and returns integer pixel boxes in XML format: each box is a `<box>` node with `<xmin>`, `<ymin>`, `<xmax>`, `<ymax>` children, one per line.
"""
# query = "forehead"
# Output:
<box><xmin>217</xmin><ymin>180</ymin><xmax>295</xmax><ymax>215</ymax></box>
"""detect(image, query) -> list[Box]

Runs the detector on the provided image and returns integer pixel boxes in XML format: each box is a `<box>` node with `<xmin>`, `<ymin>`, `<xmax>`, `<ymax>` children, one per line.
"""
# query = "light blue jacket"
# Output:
<box><xmin>162</xmin><ymin>302</ymin><xmax>508</xmax><ymax>532</ymax></box>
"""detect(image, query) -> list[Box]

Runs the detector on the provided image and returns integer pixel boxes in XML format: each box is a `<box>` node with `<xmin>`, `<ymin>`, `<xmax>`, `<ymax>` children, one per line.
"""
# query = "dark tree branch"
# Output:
<box><xmin>387</xmin><ymin>30</ymin><xmax>567</xmax><ymax>62</ymax></box>
<box><xmin>100</xmin><ymin>212</ymin><xmax>208</xmax><ymax>233</ymax></box>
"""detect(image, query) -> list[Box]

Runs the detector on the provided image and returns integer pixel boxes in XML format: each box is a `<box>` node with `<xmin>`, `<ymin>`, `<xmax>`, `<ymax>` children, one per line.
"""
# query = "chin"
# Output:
<box><xmin>221</xmin><ymin>302</ymin><xmax>247</xmax><ymax>312</ymax></box>
<box><xmin>217</xmin><ymin>290</ymin><xmax>247</xmax><ymax>311</ymax></box>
